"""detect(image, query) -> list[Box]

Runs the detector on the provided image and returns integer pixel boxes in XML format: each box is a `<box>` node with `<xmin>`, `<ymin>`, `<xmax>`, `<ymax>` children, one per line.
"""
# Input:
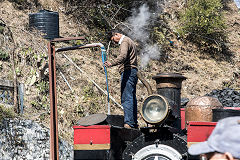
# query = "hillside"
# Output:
<box><xmin>0</xmin><ymin>0</ymin><xmax>240</xmax><ymax>143</ymax></box>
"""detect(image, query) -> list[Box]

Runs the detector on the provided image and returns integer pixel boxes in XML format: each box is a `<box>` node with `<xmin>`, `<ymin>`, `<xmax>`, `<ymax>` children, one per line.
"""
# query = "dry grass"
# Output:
<box><xmin>0</xmin><ymin>0</ymin><xmax>239</xmax><ymax>144</ymax></box>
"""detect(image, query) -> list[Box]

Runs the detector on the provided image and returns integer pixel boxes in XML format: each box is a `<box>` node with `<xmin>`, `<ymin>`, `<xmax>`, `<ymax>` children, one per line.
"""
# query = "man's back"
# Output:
<box><xmin>112</xmin><ymin>36</ymin><xmax>138</xmax><ymax>73</ymax></box>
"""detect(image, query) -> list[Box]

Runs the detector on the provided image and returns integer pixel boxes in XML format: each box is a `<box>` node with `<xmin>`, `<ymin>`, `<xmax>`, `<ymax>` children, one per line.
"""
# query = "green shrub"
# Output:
<box><xmin>36</xmin><ymin>80</ymin><xmax>49</xmax><ymax>94</ymax></box>
<box><xmin>0</xmin><ymin>26</ymin><xmax>5</xmax><ymax>34</ymax></box>
<box><xmin>0</xmin><ymin>49</ymin><xmax>10</xmax><ymax>61</ymax></box>
<box><xmin>0</xmin><ymin>105</ymin><xmax>15</xmax><ymax>121</ymax></box>
<box><xmin>8</xmin><ymin>0</ymin><xmax>34</xmax><ymax>10</ymax></box>
<box><xmin>178</xmin><ymin>0</ymin><xmax>227</xmax><ymax>53</ymax></box>
<box><xmin>63</xmin><ymin>0</ymin><xmax>136</xmax><ymax>41</ymax></box>
<box><xmin>82</xmin><ymin>84</ymin><xmax>103</xmax><ymax>114</ymax></box>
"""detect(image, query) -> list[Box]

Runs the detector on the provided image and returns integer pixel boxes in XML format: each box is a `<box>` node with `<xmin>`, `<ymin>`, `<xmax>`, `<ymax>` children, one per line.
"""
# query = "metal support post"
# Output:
<box><xmin>48</xmin><ymin>42</ymin><xmax>59</xmax><ymax>160</ymax></box>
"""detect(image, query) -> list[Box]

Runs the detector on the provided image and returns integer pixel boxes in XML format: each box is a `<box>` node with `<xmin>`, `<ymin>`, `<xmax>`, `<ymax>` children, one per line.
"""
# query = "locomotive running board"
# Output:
<box><xmin>74</xmin><ymin>144</ymin><xmax>110</xmax><ymax>150</ymax></box>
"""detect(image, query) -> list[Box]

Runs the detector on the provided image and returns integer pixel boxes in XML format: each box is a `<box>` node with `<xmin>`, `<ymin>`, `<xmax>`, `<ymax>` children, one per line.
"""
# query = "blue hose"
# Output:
<box><xmin>100</xmin><ymin>46</ymin><xmax>110</xmax><ymax>115</ymax></box>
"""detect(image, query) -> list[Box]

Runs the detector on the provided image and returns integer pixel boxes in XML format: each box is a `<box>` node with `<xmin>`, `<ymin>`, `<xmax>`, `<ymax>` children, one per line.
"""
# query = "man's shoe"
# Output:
<box><xmin>124</xmin><ymin>124</ymin><xmax>132</xmax><ymax>129</ymax></box>
<box><xmin>124</xmin><ymin>124</ymin><xmax>139</xmax><ymax>129</ymax></box>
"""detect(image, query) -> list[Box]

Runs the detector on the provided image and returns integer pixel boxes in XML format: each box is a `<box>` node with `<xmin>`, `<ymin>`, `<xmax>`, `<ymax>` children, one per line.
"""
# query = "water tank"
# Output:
<box><xmin>29</xmin><ymin>10</ymin><xmax>59</xmax><ymax>40</ymax></box>
<box><xmin>185</xmin><ymin>96</ymin><xmax>223</xmax><ymax>122</ymax></box>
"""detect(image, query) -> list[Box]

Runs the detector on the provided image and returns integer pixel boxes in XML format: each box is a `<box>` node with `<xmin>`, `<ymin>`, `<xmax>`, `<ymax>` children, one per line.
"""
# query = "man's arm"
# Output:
<box><xmin>110</xmin><ymin>41</ymin><xmax>129</xmax><ymax>66</ymax></box>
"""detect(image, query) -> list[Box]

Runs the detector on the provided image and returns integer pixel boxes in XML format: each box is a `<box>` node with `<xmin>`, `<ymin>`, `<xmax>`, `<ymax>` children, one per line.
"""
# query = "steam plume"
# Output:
<box><xmin>233</xmin><ymin>0</ymin><xmax>240</xmax><ymax>9</ymax></box>
<box><xmin>126</xmin><ymin>4</ymin><xmax>162</xmax><ymax>68</ymax></box>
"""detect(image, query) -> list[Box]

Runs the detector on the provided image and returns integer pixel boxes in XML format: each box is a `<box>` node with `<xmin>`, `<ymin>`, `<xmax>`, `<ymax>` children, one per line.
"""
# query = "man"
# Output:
<box><xmin>188</xmin><ymin>116</ymin><xmax>240</xmax><ymax>160</ymax></box>
<box><xmin>104</xmin><ymin>30</ymin><xmax>138</xmax><ymax>129</ymax></box>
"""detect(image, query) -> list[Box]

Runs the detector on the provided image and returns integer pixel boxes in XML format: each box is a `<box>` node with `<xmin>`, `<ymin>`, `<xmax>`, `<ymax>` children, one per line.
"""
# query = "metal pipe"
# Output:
<box><xmin>48</xmin><ymin>42</ymin><xmax>59</xmax><ymax>160</ymax></box>
<box><xmin>63</xmin><ymin>54</ymin><xmax>123</xmax><ymax>109</ymax></box>
<box><xmin>59</xmin><ymin>43</ymin><xmax>111</xmax><ymax>115</ymax></box>
<box><xmin>59</xmin><ymin>70</ymin><xmax>73</xmax><ymax>92</ymax></box>
<box><xmin>56</xmin><ymin>43</ymin><xmax>104</xmax><ymax>52</ymax></box>
<box><xmin>51</xmin><ymin>36</ymin><xmax>85</xmax><ymax>42</ymax></box>
<box><xmin>48</xmin><ymin>37</ymin><xmax>85</xmax><ymax>160</ymax></box>
<box><xmin>137</xmin><ymin>72</ymin><xmax>153</xmax><ymax>95</ymax></box>
<box><xmin>18</xmin><ymin>83</ymin><xmax>24</xmax><ymax>114</ymax></box>
<box><xmin>48</xmin><ymin>38</ymin><xmax>113</xmax><ymax>159</ymax></box>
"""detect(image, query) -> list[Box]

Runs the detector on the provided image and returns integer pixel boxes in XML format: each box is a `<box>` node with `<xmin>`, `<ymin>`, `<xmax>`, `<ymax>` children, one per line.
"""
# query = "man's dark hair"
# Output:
<box><xmin>107</xmin><ymin>29</ymin><xmax>122</xmax><ymax>40</ymax></box>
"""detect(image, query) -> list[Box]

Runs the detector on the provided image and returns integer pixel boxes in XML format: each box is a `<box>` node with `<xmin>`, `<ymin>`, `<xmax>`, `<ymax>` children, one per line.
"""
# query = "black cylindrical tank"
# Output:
<box><xmin>212</xmin><ymin>109</ymin><xmax>240</xmax><ymax>122</ymax></box>
<box><xmin>152</xmin><ymin>73</ymin><xmax>186</xmax><ymax>118</ymax></box>
<box><xmin>29</xmin><ymin>10</ymin><xmax>59</xmax><ymax>40</ymax></box>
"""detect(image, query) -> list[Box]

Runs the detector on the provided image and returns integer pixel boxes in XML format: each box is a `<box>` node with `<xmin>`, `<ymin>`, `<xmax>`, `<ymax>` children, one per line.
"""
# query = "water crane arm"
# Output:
<box><xmin>56</xmin><ymin>43</ymin><xmax>111</xmax><ymax>115</ymax></box>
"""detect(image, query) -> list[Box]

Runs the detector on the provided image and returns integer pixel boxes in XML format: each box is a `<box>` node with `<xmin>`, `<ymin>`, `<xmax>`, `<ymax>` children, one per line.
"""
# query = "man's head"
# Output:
<box><xmin>200</xmin><ymin>152</ymin><xmax>237</xmax><ymax>160</ymax></box>
<box><xmin>188</xmin><ymin>116</ymin><xmax>240</xmax><ymax>160</ymax></box>
<box><xmin>108</xmin><ymin>29</ymin><xmax>123</xmax><ymax>43</ymax></box>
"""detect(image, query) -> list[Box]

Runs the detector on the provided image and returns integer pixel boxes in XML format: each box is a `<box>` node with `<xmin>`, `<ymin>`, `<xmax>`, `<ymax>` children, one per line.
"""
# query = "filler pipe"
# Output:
<box><xmin>62</xmin><ymin>54</ymin><xmax>123</xmax><ymax>109</ymax></box>
<box><xmin>100</xmin><ymin>45</ymin><xmax>111</xmax><ymax>115</ymax></box>
<box><xmin>48</xmin><ymin>36</ymin><xmax>85</xmax><ymax>160</ymax></box>
<box><xmin>57</xmin><ymin>43</ymin><xmax>111</xmax><ymax>115</ymax></box>
<box><xmin>56</xmin><ymin>43</ymin><xmax>105</xmax><ymax>52</ymax></box>
<box><xmin>48</xmin><ymin>37</ymin><xmax>114</xmax><ymax>160</ymax></box>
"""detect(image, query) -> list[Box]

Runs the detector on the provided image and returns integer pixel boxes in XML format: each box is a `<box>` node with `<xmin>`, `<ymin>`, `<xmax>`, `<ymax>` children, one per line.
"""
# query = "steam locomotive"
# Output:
<box><xmin>73</xmin><ymin>73</ymin><xmax>214</xmax><ymax>160</ymax></box>
<box><xmin>47</xmin><ymin>38</ymin><xmax>240</xmax><ymax>160</ymax></box>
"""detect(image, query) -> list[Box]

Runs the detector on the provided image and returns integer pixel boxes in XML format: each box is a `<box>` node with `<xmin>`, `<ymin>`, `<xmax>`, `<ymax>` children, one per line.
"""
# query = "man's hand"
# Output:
<box><xmin>104</xmin><ymin>61</ymin><xmax>112</xmax><ymax>68</ymax></box>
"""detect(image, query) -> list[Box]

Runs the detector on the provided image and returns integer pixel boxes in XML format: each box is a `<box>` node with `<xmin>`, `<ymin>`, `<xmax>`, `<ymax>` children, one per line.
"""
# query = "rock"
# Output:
<box><xmin>0</xmin><ymin>119</ymin><xmax>73</xmax><ymax>159</ymax></box>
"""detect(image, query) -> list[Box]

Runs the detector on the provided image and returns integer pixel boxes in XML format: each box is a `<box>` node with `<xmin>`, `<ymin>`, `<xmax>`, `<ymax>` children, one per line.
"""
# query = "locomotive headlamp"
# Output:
<box><xmin>141</xmin><ymin>95</ymin><xmax>169</xmax><ymax>124</ymax></box>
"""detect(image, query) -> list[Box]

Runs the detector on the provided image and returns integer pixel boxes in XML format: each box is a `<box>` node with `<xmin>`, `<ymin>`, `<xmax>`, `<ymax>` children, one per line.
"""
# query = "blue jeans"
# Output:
<box><xmin>121</xmin><ymin>68</ymin><xmax>138</xmax><ymax>127</ymax></box>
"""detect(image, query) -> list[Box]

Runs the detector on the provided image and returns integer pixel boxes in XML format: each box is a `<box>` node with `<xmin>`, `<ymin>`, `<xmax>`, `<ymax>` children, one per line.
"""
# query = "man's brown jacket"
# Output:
<box><xmin>111</xmin><ymin>36</ymin><xmax>138</xmax><ymax>73</ymax></box>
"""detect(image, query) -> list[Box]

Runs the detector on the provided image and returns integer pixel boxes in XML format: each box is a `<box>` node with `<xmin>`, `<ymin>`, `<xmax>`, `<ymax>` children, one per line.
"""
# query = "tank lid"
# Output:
<box><xmin>29</xmin><ymin>10</ymin><xmax>58</xmax><ymax>16</ymax></box>
<box><xmin>39</xmin><ymin>9</ymin><xmax>53</xmax><ymax>12</ymax></box>
<box><xmin>77</xmin><ymin>113</ymin><xmax>107</xmax><ymax>126</ymax></box>
<box><xmin>152</xmin><ymin>73</ymin><xmax>187</xmax><ymax>80</ymax></box>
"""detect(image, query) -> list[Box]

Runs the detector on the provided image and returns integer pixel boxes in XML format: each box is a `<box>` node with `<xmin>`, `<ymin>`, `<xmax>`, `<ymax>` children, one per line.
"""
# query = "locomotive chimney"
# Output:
<box><xmin>152</xmin><ymin>73</ymin><xmax>186</xmax><ymax>119</ymax></box>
